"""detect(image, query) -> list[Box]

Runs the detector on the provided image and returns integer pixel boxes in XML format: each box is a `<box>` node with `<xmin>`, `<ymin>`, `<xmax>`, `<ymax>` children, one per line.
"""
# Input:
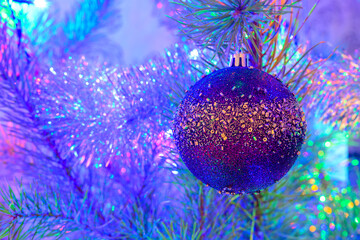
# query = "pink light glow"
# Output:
<box><xmin>157</xmin><ymin>2</ymin><xmax>163</xmax><ymax>9</ymax></box>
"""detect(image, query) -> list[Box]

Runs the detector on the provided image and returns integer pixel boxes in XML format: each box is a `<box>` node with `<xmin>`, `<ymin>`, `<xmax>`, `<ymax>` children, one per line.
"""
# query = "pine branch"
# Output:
<box><xmin>171</xmin><ymin>0</ymin><xmax>330</xmax><ymax>106</ymax></box>
<box><xmin>159</xmin><ymin>152</ymin><xmax>320</xmax><ymax>239</ymax></box>
<box><xmin>11</xmin><ymin>0</ymin><xmax>122</xmax><ymax>62</ymax></box>
<box><xmin>171</xmin><ymin>0</ymin><xmax>301</xmax><ymax>62</ymax></box>
<box><xmin>63</xmin><ymin>0</ymin><xmax>118</xmax><ymax>42</ymax></box>
<box><xmin>304</xmin><ymin>50</ymin><xmax>360</xmax><ymax>135</ymax></box>
<box><xmin>61</xmin><ymin>0</ymin><xmax>122</xmax><ymax>62</ymax></box>
<box><xmin>0</xmin><ymin>21</ymin><xmax>87</xmax><ymax>198</ymax></box>
<box><xmin>0</xmin><ymin>181</ymin><xmax>118</xmax><ymax>239</ymax></box>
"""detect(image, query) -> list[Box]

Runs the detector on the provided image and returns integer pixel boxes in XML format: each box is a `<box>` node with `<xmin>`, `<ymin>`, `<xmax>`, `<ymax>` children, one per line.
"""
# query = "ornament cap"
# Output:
<box><xmin>229</xmin><ymin>51</ymin><xmax>250</xmax><ymax>68</ymax></box>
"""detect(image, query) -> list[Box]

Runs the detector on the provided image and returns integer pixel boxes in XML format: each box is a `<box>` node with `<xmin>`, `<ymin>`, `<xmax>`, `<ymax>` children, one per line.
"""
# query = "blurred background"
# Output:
<box><xmin>19</xmin><ymin>0</ymin><xmax>360</xmax><ymax>64</ymax></box>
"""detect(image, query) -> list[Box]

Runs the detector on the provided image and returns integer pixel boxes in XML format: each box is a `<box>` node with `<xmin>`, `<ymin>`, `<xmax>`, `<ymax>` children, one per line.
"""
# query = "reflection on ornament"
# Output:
<box><xmin>173</xmin><ymin>67</ymin><xmax>306</xmax><ymax>194</ymax></box>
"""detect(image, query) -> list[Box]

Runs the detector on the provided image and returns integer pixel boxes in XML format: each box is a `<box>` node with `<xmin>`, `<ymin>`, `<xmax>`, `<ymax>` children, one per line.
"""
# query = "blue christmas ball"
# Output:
<box><xmin>173</xmin><ymin>67</ymin><xmax>306</xmax><ymax>194</ymax></box>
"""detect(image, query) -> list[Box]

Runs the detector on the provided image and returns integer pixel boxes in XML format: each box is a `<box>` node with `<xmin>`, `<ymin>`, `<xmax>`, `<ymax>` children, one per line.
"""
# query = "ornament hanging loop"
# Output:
<box><xmin>229</xmin><ymin>51</ymin><xmax>251</xmax><ymax>68</ymax></box>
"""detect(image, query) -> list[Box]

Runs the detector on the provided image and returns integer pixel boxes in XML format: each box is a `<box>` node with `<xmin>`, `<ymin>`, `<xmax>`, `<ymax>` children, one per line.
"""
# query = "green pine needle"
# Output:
<box><xmin>171</xmin><ymin>0</ymin><xmax>301</xmax><ymax>60</ymax></box>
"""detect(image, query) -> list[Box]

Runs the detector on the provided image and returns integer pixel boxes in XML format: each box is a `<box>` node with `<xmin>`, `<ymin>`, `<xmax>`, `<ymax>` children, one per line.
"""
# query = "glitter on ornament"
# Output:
<box><xmin>173</xmin><ymin>66</ymin><xmax>306</xmax><ymax>194</ymax></box>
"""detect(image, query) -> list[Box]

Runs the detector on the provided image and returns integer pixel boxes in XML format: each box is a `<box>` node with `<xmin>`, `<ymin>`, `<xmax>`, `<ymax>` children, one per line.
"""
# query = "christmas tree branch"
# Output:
<box><xmin>0</xmin><ymin>181</ymin><xmax>121</xmax><ymax>239</ymax></box>
<box><xmin>172</xmin><ymin>0</ymin><xmax>301</xmax><ymax>63</ymax></box>
<box><xmin>171</xmin><ymin>0</ymin><xmax>330</xmax><ymax>105</ymax></box>
<box><xmin>0</xmin><ymin>21</ymin><xmax>87</xmax><ymax>197</ymax></box>
<box><xmin>249</xmin><ymin>206</ymin><xmax>256</xmax><ymax>240</ymax></box>
<box><xmin>8</xmin><ymin>0</ymin><xmax>122</xmax><ymax>62</ymax></box>
<box><xmin>160</xmin><ymin>144</ymin><xmax>320</xmax><ymax>239</ymax></box>
<box><xmin>305</xmin><ymin>50</ymin><xmax>360</xmax><ymax>134</ymax></box>
<box><xmin>61</xmin><ymin>0</ymin><xmax>122</xmax><ymax>58</ymax></box>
